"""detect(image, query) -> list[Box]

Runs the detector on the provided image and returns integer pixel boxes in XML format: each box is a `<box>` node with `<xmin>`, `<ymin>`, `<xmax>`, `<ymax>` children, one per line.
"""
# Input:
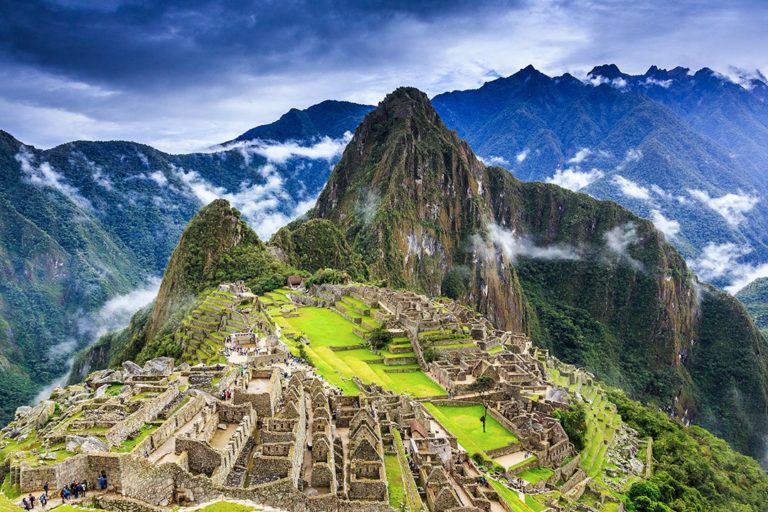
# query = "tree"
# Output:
<box><xmin>553</xmin><ymin>403</ymin><xmax>587</xmax><ymax>451</ymax></box>
<box><xmin>367</xmin><ymin>326</ymin><xmax>393</xmax><ymax>350</ymax></box>
<box><xmin>480</xmin><ymin>401</ymin><xmax>488</xmax><ymax>433</ymax></box>
<box><xmin>470</xmin><ymin>375</ymin><xmax>496</xmax><ymax>392</ymax></box>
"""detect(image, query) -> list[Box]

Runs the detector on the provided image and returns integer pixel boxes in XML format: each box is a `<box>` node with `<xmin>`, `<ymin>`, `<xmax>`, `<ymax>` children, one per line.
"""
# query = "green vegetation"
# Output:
<box><xmin>518</xmin><ymin>467</ymin><xmax>554</xmax><ymax>485</ymax></box>
<box><xmin>608</xmin><ymin>389</ymin><xmax>768</xmax><ymax>512</ymax></box>
<box><xmin>488</xmin><ymin>477</ymin><xmax>545</xmax><ymax>512</ymax></box>
<box><xmin>112</xmin><ymin>423</ymin><xmax>159</xmax><ymax>453</ymax></box>
<box><xmin>278</xmin><ymin>307</ymin><xmax>444</xmax><ymax>396</ymax></box>
<box><xmin>367</xmin><ymin>325</ymin><xmax>393</xmax><ymax>350</ymax></box>
<box><xmin>194</xmin><ymin>501</ymin><xmax>255</xmax><ymax>512</ymax></box>
<box><xmin>423</xmin><ymin>403</ymin><xmax>518</xmax><ymax>455</ymax></box>
<box><xmin>384</xmin><ymin>454</ymin><xmax>405</xmax><ymax>509</ymax></box>
<box><xmin>271</xmin><ymin>218</ymin><xmax>367</xmax><ymax>280</ymax></box>
<box><xmin>553</xmin><ymin>402</ymin><xmax>587</xmax><ymax>452</ymax></box>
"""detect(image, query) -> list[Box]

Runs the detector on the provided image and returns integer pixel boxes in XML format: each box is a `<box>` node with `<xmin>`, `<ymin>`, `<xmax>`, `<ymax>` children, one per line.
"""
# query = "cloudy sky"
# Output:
<box><xmin>1</xmin><ymin>0</ymin><xmax>767</xmax><ymax>153</ymax></box>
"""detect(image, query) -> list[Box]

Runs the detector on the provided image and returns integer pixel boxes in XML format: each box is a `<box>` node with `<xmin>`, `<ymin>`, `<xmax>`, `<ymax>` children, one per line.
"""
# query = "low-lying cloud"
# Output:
<box><xmin>33</xmin><ymin>277</ymin><xmax>161</xmax><ymax>404</ymax></box>
<box><xmin>687</xmin><ymin>189</ymin><xmax>758</xmax><ymax>226</ymax></box>
<box><xmin>689</xmin><ymin>242</ymin><xmax>768</xmax><ymax>294</ymax></box>
<box><xmin>604</xmin><ymin>222</ymin><xmax>644</xmax><ymax>270</ymax></box>
<box><xmin>650</xmin><ymin>209</ymin><xmax>680</xmax><ymax>239</ymax></box>
<box><xmin>480</xmin><ymin>155</ymin><xmax>510</xmax><ymax>167</ymax></box>
<box><xmin>479</xmin><ymin>223</ymin><xmax>581</xmax><ymax>263</ymax></box>
<box><xmin>15</xmin><ymin>148</ymin><xmax>91</xmax><ymax>209</ymax></box>
<box><xmin>175</xmin><ymin>163</ymin><xmax>315</xmax><ymax>239</ymax></box>
<box><xmin>612</xmin><ymin>175</ymin><xmax>651</xmax><ymax>201</ymax></box>
<box><xmin>567</xmin><ymin>148</ymin><xmax>591</xmax><ymax>164</ymax></box>
<box><xmin>220</xmin><ymin>132</ymin><xmax>352</xmax><ymax>165</ymax></box>
<box><xmin>546</xmin><ymin>168</ymin><xmax>604</xmax><ymax>191</ymax></box>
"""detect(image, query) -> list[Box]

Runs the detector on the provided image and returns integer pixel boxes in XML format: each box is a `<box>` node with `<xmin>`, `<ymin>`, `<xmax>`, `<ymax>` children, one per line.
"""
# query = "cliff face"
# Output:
<box><xmin>314</xmin><ymin>87</ymin><xmax>529</xmax><ymax>331</ymax></box>
<box><xmin>312</xmin><ymin>87</ymin><xmax>768</xmax><ymax>459</ymax></box>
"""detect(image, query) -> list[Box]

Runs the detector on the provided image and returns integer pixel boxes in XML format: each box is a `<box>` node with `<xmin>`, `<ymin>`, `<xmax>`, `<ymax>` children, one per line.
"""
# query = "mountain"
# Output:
<box><xmin>431</xmin><ymin>65</ymin><xmax>768</xmax><ymax>285</ymax></box>
<box><xmin>737</xmin><ymin>277</ymin><xmax>768</xmax><ymax>336</ymax></box>
<box><xmin>70</xmin><ymin>199</ymin><xmax>294</xmax><ymax>379</ymax></box>
<box><xmin>0</xmin><ymin>100</ymin><xmax>368</xmax><ymax>419</ymax></box>
<box><xmin>232</xmin><ymin>100</ymin><xmax>373</xmax><ymax>142</ymax></box>
<box><xmin>299</xmin><ymin>87</ymin><xmax>768</xmax><ymax>461</ymax></box>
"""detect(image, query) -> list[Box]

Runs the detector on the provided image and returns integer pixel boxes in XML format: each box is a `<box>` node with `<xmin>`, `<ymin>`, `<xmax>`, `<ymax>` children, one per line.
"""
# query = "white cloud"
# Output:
<box><xmin>642</xmin><ymin>77</ymin><xmax>673</xmax><ymax>88</ymax></box>
<box><xmin>650</xmin><ymin>209</ymin><xmax>680</xmax><ymax>239</ymax></box>
<box><xmin>604</xmin><ymin>222</ymin><xmax>643</xmax><ymax>270</ymax></box>
<box><xmin>481</xmin><ymin>223</ymin><xmax>580</xmax><ymax>263</ymax></box>
<box><xmin>34</xmin><ymin>277</ymin><xmax>161</xmax><ymax>404</ymax></box>
<box><xmin>546</xmin><ymin>167</ymin><xmax>604</xmax><ymax>191</ymax></box>
<box><xmin>78</xmin><ymin>277</ymin><xmax>161</xmax><ymax>341</ymax></box>
<box><xmin>567</xmin><ymin>148</ymin><xmax>591</xmax><ymax>164</ymax></box>
<box><xmin>687</xmin><ymin>189</ymin><xmax>758</xmax><ymax>226</ymax></box>
<box><xmin>612</xmin><ymin>175</ymin><xmax>651</xmax><ymax>201</ymax></box>
<box><xmin>689</xmin><ymin>242</ymin><xmax>768</xmax><ymax>294</ymax></box>
<box><xmin>586</xmin><ymin>75</ymin><xmax>628</xmax><ymax>90</ymax></box>
<box><xmin>515</xmin><ymin>149</ymin><xmax>529</xmax><ymax>163</ymax></box>
<box><xmin>480</xmin><ymin>155</ymin><xmax>510</xmax><ymax>167</ymax></box>
<box><xmin>174</xmin><ymin>163</ymin><xmax>313</xmax><ymax>239</ymax></box>
<box><xmin>148</xmin><ymin>170</ymin><xmax>169</xmax><ymax>187</ymax></box>
<box><xmin>91</xmin><ymin>167</ymin><xmax>113</xmax><ymax>191</ymax></box>
<box><xmin>15</xmin><ymin>148</ymin><xmax>91</xmax><ymax>209</ymax></box>
<box><xmin>219</xmin><ymin>132</ymin><xmax>352</xmax><ymax>165</ymax></box>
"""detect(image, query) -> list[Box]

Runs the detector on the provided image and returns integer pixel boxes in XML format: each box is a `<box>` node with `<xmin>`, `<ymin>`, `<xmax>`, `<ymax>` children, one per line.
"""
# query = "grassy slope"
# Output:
<box><xmin>423</xmin><ymin>403</ymin><xmax>518</xmax><ymax>454</ymax></box>
<box><xmin>280</xmin><ymin>307</ymin><xmax>445</xmax><ymax>397</ymax></box>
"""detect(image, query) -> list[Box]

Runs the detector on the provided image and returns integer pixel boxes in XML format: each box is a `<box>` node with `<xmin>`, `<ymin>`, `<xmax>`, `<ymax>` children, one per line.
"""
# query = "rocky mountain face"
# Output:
<box><xmin>309</xmin><ymin>87</ymin><xmax>768</xmax><ymax>461</ymax></box>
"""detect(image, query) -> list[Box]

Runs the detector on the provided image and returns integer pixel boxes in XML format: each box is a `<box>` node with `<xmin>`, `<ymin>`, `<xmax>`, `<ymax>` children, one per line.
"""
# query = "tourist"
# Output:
<box><xmin>43</xmin><ymin>483</ymin><xmax>48</xmax><ymax>497</ymax></box>
<box><xmin>39</xmin><ymin>494</ymin><xmax>47</xmax><ymax>510</ymax></box>
<box><xmin>21</xmin><ymin>498</ymin><xmax>30</xmax><ymax>510</ymax></box>
<box><xmin>28</xmin><ymin>494</ymin><xmax>35</xmax><ymax>508</ymax></box>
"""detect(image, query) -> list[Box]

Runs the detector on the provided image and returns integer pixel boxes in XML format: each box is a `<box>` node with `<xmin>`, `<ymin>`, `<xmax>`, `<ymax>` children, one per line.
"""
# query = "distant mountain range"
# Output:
<box><xmin>1</xmin><ymin>63</ymin><xmax>767</xmax><ymax>425</ymax></box>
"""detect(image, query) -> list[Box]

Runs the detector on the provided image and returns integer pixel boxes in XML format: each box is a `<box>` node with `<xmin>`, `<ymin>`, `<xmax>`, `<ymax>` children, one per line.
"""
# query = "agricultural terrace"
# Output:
<box><xmin>266</xmin><ymin>297</ymin><xmax>445</xmax><ymax>397</ymax></box>
<box><xmin>423</xmin><ymin>403</ymin><xmax>518</xmax><ymax>455</ymax></box>
<box><xmin>548</xmin><ymin>366</ymin><xmax>637</xmax><ymax>508</ymax></box>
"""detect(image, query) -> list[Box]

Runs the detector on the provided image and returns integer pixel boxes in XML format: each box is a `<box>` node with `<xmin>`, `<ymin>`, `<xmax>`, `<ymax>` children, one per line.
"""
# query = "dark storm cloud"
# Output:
<box><xmin>0</xmin><ymin>0</ymin><xmax>766</xmax><ymax>152</ymax></box>
<box><xmin>0</xmin><ymin>0</ymin><xmax>515</xmax><ymax>89</ymax></box>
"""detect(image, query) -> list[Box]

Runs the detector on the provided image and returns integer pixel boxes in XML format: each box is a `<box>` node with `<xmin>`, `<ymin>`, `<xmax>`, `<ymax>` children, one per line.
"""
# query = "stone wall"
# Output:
<box><xmin>106</xmin><ymin>387</ymin><xmax>180</xmax><ymax>447</ymax></box>
<box><xmin>135</xmin><ymin>394</ymin><xmax>205</xmax><ymax>456</ymax></box>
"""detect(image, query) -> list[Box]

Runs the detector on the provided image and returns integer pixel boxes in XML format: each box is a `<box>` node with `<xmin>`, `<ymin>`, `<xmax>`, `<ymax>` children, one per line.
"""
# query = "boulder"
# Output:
<box><xmin>89</xmin><ymin>369</ymin><xmax>125</xmax><ymax>386</ymax></box>
<box><xmin>143</xmin><ymin>357</ymin><xmax>174</xmax><ymax>376</ymax></box>
<box><xmin>14</xmin><ymin>401</ymin><xmax>56</xmax><ymax>435</ymax></box>
<box><xmin>122</xmin><ymin>361</ymin><xmax>143</xmax><ymax>375</ymax></box>
<box><xmin>66</xmin><ymin>435</ymin><xmax>109</xmax><ymax>454</ymax></box>
<box><xmin>94</xmin><ymin>384</ymin><xmax>110</xmax><ymax>399</ymax></box>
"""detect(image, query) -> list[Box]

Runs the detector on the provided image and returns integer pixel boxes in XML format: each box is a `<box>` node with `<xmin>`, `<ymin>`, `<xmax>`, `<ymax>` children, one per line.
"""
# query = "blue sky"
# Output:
<box><xmin>1</xmin><ymin>0</ymin><xmax>767</xmax><ymax>152</ymax></box>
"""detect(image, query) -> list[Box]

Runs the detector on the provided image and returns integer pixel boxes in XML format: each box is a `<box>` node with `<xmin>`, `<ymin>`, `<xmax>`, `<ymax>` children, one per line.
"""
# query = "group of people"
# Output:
<box><xmin>19</xmin><ymin>473</ymin><xmax>108</xmax><ymax>510</ymax></box>
<box><xmin>20</xmin><ymin>493</ymin><xmax>45</xmax><ymax>510</ymax></box>
<box><xmin>59</xmin><ymin>481</ymin><xmax>88</xmax><ymax>501</ymax></box>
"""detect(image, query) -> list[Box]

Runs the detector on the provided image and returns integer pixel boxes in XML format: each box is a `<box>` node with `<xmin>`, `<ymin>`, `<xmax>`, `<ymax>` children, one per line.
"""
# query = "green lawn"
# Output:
<box><xmin>282</xmin><ymin>308</ymin><xmax>445</xmax><ymax>397</ymax></box>
<box><xmin>488</xmin><ymin>478</ymin><xmax>546</xmax><ymax>512</ymax></box>
<box><xmin>194</xmin><ymin>502</ymin><xmax>255</xmax><ymax>512</ymax></box>
<box><xmin>423</xmin><ymin>403</ymin><xmax>518</xmax><ymax>454</ymax></box>
<box><xmin>283</xmin><ymin>307</ymin><xmax>366</xmax><ymax>347</ymax></box>
<box><xmin>518</xmin><ymin>467</ymin><xmax>554</xmax><ymax>484</ymax></box>
<box><xmin>384</xmin><ymin>455</ymin><xmax>405</xmax><ymax>509</ymax></box>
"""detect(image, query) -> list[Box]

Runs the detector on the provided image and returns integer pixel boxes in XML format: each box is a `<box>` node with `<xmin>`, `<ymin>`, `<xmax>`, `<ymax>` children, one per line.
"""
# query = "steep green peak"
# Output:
<box><xmin>146</xmin><ymin>199</ymin><xmax>262</xmax><ymax>339</ymax></box>
<box><xmin>372</xmin><ymin>86</ymin><xmax>440</xmax><ymax>123</ymax></box>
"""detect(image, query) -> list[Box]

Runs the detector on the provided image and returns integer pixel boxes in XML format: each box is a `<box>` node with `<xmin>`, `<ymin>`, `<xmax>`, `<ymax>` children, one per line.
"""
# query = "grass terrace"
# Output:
<box><xmin>423</xmin><ymin>403</ymin><xmax>518</xmax><ymax>455</ymax></box>
<box><xmin>384</xmin><ymin>454</ymin><xmax>405</xmax><ymax>509</ymax></box>
<box><xmin>276</xmin><ymin>306</ymin><xmax>445</xmax><ymax>397</ymax></box>
<box><xmin>489</xmin><ymin>478</ymin><xmax>546</xmax><ymax>512</ymax></box>
<box><xmin>191</xmin><ymin>502</ymin><xmax>257</xmax><ymax>512</ymax></box>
